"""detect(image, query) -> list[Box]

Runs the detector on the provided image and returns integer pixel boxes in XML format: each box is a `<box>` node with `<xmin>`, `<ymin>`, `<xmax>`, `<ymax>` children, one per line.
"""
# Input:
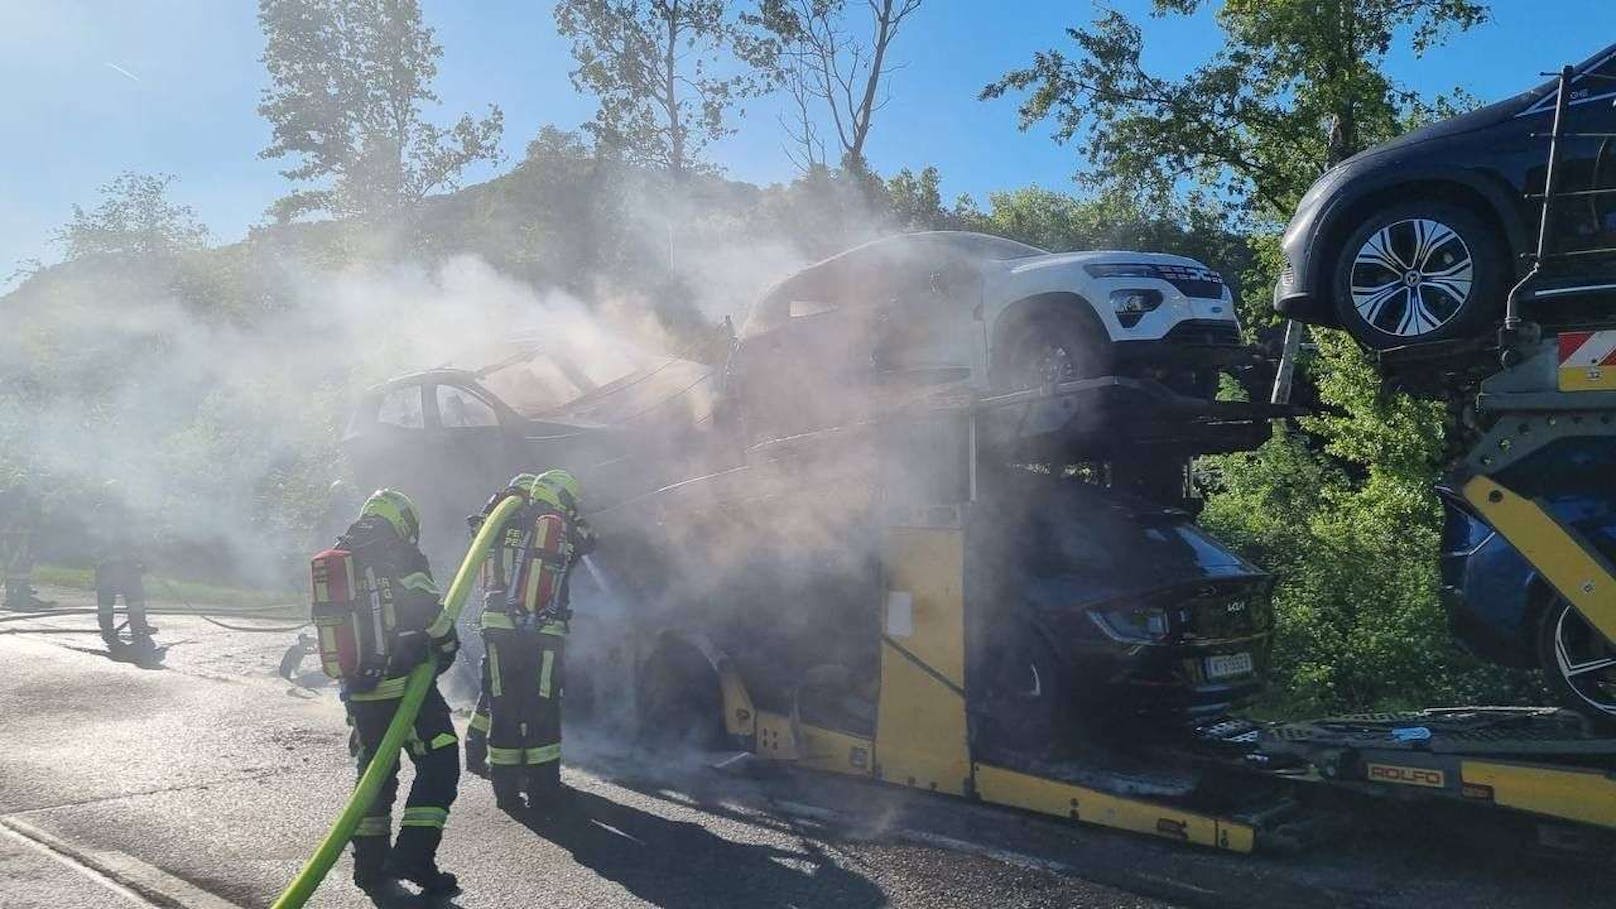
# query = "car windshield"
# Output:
<box><xmin>474</xmin><ymin>345</ymin><xmax>645</xmax><ymax>418</ymax></box>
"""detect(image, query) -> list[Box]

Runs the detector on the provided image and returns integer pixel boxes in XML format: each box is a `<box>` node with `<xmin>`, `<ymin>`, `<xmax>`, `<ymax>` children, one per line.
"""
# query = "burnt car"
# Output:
<box><xmin>344</xmin><ymin>342</ymin><xmax>716</xmax><ymax>567</ymax></box>
<box><xmin>1439</xmin><ymin>437</ymin><xmax>1616</xmax><ymax>721</ymax></box>
<box><xmin>1276</xmin><ymin>42</ymin><xmax>1616</xmax><ymax>350</ymax></box>
<box><xmin>725</xmin><ymin>231</ymin><xmax>1249</xmax><ymax>445</ymax></box>
<box><xmin>971</xmin><ymin>469</ymin><xmax>1273</xmax><ymax>744</ymax></box>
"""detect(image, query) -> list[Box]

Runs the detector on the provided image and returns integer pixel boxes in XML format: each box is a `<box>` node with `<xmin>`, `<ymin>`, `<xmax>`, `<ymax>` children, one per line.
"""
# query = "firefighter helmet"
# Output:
<box><xmin>361</xmin><ymin>488</ymin><xmax>421</xmax><ymax>544</ymax></box>
<box><xmin>507</xmin><ymin>473</ymin><xmax>540</xmax><ymax>497</ymax></box>
<box><xmin>537</xmin><ymin>469</ymin><xmax>581</xmax><ymax>512</ymax></box>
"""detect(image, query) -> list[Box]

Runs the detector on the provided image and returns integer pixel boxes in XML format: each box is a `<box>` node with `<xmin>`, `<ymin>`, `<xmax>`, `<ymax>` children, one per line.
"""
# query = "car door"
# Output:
<box><xmin>866</xmin><ymin>240</ymin><xmax>983</xmax><ymax>389</ymax></box>
<box><xmin>345</xmin><ymin>381</ymin><xmax>434</xmax><ymax>494</ymax></box>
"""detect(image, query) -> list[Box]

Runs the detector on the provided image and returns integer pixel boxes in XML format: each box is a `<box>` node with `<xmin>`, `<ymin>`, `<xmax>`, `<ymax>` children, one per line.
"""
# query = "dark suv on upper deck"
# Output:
<box><xmin>1276</xmin><ymin>41</ymin><xmax>1616</xmax><ymax>350</ymax></box>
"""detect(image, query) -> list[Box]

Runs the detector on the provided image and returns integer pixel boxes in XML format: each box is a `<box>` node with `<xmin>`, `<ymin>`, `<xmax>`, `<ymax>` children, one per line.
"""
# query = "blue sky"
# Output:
<box><xmin>2</xmin><ymin>1</ymin><xmax>1613</xmax><ymax>274</ymax></box>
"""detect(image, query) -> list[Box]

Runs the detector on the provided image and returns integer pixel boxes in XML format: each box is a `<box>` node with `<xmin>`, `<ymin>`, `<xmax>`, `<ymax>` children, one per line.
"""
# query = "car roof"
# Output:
<box><xmin>743</xmin><ymin>231</ymin><xmax>1048</xmax><ymax>337</ymax></box>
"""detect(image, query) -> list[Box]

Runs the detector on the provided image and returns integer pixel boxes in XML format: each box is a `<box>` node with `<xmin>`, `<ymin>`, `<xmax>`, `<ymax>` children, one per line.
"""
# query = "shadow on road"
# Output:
<box><xmin>55</xmin><ymin>638</ymin><xmax>171</xmax><ymax>670</ymax></box>
<box><xmin>518</xmin><ymin>788</ymin><xmax>886</xmax><ymax>909</ymax></box>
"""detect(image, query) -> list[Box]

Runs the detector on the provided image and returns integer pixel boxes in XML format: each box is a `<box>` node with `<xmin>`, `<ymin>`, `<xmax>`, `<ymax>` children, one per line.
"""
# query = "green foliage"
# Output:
<box><xmin>257</xmin><ymin>0</ymin><xmax>505</xmax><ymax>222</ymax></box>
<box><xmin>1201</xmin><ymin>338</ymin><xmax>1544</xmax><ymax>714</ymax></box>
<box><xmin>555</xmin><ymin>0</ymin><xmax>780</xmax><ymax>175</ymax></box>
<box><xmin>983</xmin><ymin>0</ymin><xmax>1488</xmax><ymax>221</ymax></box>
<box><xmin>54</xmin><ymin>173</ymin><xmax>210</xmax><ymax>261</ymax></box>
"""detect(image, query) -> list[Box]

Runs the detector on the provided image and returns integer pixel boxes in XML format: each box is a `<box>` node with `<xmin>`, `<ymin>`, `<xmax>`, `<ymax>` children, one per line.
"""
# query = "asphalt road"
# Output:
<box><xmin>2</xmin><ymin>585</ymin><xmax>1612</xmax><ymax>909</ymax></box>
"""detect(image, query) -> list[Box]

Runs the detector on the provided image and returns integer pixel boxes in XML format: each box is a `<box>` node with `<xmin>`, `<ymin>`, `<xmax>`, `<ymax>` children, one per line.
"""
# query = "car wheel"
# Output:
<box><xmin>1331</xmin><ymin>201</ymin><xmax>1505</xmax><ymax>350</ymax></box>
<box><xmin>993</xmin><ymin>310</ymin><xmax>1110</xmax><ymax>391</ymax></box>
<box><xmin>977</xmin><ymin>621</ymin><xmax>1066</xmax><ymax>757</ymax></box>
<box><xmin>1537</xmin><ymin>595</ymin><xmax>1616</xmax><ymax>725</ymax></box>
<box><xmin>635</xmin><ymin>642</ymin><xmax>727</xmax><ymax>750</ymax></box>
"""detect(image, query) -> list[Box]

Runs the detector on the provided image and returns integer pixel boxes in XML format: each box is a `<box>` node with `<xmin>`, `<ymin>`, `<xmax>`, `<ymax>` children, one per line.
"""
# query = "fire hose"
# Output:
<box><xmin>270</xmin><ymin>492</ymin><xmax>523</xmax><ymax>909</ymax></box>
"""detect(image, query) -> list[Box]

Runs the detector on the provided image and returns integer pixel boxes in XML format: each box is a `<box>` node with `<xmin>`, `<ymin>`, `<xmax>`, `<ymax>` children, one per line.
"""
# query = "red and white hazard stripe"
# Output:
<box><xmin>1559</xmin><ymin>330</ymin><xmax>1616</xmax><ymax>369</ymax></box>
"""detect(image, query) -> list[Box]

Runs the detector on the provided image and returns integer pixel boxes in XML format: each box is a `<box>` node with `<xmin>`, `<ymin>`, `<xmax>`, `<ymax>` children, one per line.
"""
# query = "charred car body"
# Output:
<box><xmin>343</xmin><ymin>341</ymin><xmax>716</xmax><ymax>567</ymax></box>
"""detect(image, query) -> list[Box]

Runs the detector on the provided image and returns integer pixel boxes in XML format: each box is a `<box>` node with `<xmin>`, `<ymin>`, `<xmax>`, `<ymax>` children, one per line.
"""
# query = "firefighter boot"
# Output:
<box><xmin>350</xmin><ymin>836</ymin><xmax>392</xmax><ymax>893</ymax></box>
<box><xmin>387</xmin><ymin>827</ymin><xmax>459</xmax><ymax>896</ymax></box>
<box><xmin>490</xmin><ymin>766</ymin><xmax>525</xmax><ymax>813</ymax></box>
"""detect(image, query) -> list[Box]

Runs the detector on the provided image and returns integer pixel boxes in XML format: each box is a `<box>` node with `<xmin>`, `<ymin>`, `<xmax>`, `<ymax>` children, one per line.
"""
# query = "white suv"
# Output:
<box><xmin>725</xmin><ymin>231</ymin><xmax>1246</xmax><ymax>443</ymax></box>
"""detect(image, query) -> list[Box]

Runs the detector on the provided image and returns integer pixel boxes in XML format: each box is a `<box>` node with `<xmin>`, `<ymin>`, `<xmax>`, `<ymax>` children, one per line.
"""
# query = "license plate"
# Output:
<box><xmin>1205</xmin><ymin>652</ymin><xmax>1254</xmax><ymax>679</ymax></box>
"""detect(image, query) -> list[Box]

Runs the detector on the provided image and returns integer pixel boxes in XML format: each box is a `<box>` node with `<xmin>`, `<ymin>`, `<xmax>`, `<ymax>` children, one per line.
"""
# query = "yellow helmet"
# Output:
<box><xmin>507</xmin><ymin>473</ymin><xmax>541</xmax><ymax>496</ymax></box>
<box><xmin>360</xmin><ymin>488</ymin><xmax>421</xmax><ymax>544</ymax></box>
<box><xmin>507</xmin><ymin>473</ymin><xmax>562</xmax><ymax>510</ymax></box>
<box><xmin>537</xmin><ymin>469</ymin><xmax>581</xmax><ymax>511</ymax></box>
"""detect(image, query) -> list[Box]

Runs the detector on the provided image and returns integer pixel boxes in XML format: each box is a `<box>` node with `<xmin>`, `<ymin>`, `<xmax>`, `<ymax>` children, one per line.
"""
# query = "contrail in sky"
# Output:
<box><xmin>104</xmin><ymin>62</ymin><xmax>141</xmax><ymax>83</ymax></box>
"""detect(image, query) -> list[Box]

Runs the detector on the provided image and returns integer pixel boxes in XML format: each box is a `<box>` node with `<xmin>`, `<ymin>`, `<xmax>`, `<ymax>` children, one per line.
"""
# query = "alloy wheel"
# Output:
<box><xmin>1552</xmin><ymin>604</ymin><xmax>1616</xmax><ymax>717</ymax></box>
<box><xmin>1350</xmin><ymin>218</ymin><xmax>1475</xmax><ymax>338</ymax></box>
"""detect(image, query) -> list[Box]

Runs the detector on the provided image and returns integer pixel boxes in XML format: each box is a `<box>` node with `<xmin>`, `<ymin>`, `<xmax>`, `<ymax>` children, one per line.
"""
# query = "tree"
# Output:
<box><xmin>983</xmin><ymin>0</ymin><xmax>1488</xmax><ymax>221</ymax></box>
<box><xmin>257</xmin><ymin>0</ymin><xmax>505</xmax><ymax>222</ymax></box>
<box><xmin>554</xmin><ymin>0</ymin><xmax>779</xmax><ymax>176</ymax></box>
<box><xmin>55</xmin><ymin>172</ymin><xmax>210</xmax><ymax>260</ymax></box>
<box><xmin>753</xmin><ymin>0</ymin><xmax>924</xmax><ymax>170</ymax></box>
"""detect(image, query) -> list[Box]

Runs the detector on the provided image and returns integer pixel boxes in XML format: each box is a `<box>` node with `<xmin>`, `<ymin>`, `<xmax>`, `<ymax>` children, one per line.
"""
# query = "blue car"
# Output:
<box><xmin>1439</xmin><ymin>437</ymin><xmax>1616</xmax><ymax>721</ymax></box>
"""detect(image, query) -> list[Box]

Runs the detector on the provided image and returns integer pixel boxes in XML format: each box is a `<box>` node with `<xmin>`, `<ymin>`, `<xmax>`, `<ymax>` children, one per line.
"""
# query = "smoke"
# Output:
<box><xmin>0</xmin><ymin>245</ymin><xmax>701</xmax><ymax>587</ymax></box>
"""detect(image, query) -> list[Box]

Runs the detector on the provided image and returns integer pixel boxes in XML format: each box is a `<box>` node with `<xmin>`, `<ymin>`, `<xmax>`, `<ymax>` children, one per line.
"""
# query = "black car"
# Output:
<box><xmin>971</xmin><ymin>470</ymin><xmax>1274</xmax><ymax>742</ymax></box>
<box><xmin>1276</xmin><ymin>42</ymin><xmax>1616</xmax><ymax>350</ymax></box>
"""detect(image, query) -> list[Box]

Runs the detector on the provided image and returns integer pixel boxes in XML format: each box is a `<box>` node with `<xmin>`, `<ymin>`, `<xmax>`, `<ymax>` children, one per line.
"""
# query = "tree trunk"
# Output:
<box><xmin>665</xmin><ymin>1</ymin><xmax>684</xmax><ymax>176</ymax></box>
<box><xmin>849</xmin><ymin>0</ymin><xmax>895</xmax><ymax>162</ymax></box>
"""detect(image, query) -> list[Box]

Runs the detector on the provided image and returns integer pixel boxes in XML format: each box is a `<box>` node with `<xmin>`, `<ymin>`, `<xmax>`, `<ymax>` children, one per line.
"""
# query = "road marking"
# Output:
<box><xmin>0</xmin><ymin>816</ymin><xmax>245</xmax><ymax>909</ymax></box>
<box><xmin>0</xmin><ymin>821</ymin><xmax>154</xmax><ymax>906</ymax></box>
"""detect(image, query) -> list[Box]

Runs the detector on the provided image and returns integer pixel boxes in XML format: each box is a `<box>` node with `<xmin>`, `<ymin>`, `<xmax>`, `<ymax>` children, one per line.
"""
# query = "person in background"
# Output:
<box><xmin>92</xmin><ymin>480</ymin><xmax>154</xmax><ymax>644</ymax></box>
<box><xmin>1</xmin><ymin>480</ymin><xmax>50</xmax><ymax>610</ymax></box>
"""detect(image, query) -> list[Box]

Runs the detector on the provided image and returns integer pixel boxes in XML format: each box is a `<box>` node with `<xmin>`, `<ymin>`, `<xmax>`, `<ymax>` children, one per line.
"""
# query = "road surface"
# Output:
<box><xmin>1</xmin><ymin>584</ymin><xmax>1611</xmax><ymax>908</ymax></box>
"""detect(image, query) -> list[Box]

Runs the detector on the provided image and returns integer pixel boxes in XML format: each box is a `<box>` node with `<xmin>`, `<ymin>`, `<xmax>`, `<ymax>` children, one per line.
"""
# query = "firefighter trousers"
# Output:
<box><xmin>346</xmin><ymin>683</ymin><xmax>460</xmax><ymax>852</ymax></box>
<box><xmin>96</xmin><ymin>559</ymin><xmax>149</xmax><ymax>638</ymax></box>
<box><xmin>469</xmin><ymin>624</ymin><xmax>564</xmax><ymax>807</ymax></box>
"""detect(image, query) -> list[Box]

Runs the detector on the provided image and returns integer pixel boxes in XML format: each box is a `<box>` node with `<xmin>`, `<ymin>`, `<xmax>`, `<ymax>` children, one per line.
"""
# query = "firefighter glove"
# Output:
<box><xmin>395</xmin><ymin>630</ymin><xmax>430</xmax><ymax>669</ymax></box>
<box><xmin>430</xmin><ymin>629</ymin><xmax>459</xmax><ymax>675</ymax></box>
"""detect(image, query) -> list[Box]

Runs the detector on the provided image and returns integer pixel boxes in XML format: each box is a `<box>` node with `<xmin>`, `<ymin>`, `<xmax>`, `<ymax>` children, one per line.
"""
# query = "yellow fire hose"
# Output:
<box><xmin>271</xmin><ymin>492</ymin><xmax>524</xmax><ymax>908</ymax></box>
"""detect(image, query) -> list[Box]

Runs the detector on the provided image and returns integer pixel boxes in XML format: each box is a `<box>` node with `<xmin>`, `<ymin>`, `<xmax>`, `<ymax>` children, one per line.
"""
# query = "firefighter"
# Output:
<box><xmin>1</xmin><ymin>481</ymin><xmax>49</xmax><ymax>610</ymax></box>
<box><xmin>336</xmin><ymin>489</ymin><xmax>462</xmax><ymax>896</ymax></box>
<box><xmin>462</xmin><ymin>470</ymin><xmax>595</xmax><ymax>814</ymax></box>
<box><xmin>92</xmin><ymin>481</ymin><xmax>154</xmax><ymax>644</ymax></box>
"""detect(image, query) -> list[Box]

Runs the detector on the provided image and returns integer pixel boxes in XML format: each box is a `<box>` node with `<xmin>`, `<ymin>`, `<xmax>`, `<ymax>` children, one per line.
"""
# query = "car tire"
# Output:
<box><xmin>991</xmin><ymin>308</ymin><xmax>1111</xmax><ymax>392</ymax></box>
<box><xmin>1536</xmin><ymin>595</ymin><xmax>1616</xmax><ymax>726</ymax></box>
<box><xmin>635</xmin><ymin>641</ymin><xmax>728</xmax><ymax>750</ymax></box>
<box><xmin>976</xmin><ymin>620</ymin><xmax>1067</xmax><ymax>758</ymax></box>
<box><xmin>1330</xmin><ymin>201</ymin><xmax>1506</xmax><ymax>350</ymax></box>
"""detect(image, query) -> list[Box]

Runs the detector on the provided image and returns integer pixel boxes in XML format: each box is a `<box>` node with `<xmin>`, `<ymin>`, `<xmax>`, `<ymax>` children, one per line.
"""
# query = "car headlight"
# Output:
<box><xmin>1111</xmin><ymin>289</ymin><xmax>1164</xmax><ymax>328</ymax></box>
<box><xmin>1089</xmin><ymin>605</ymin><xmax>1171</xmax><ymax>643</ymax></box>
